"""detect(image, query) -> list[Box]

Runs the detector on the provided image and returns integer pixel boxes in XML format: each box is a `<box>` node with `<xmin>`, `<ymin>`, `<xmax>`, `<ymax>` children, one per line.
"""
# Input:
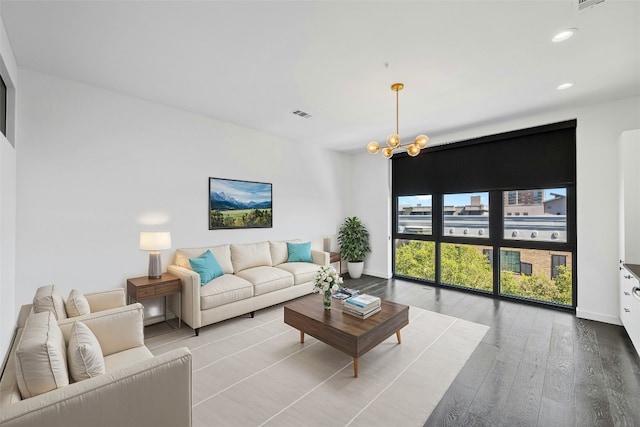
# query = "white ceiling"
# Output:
<box><xmin>1</xmin><ymin>0</ymin><xmax>639</xmax><ymax>153</ymax></box>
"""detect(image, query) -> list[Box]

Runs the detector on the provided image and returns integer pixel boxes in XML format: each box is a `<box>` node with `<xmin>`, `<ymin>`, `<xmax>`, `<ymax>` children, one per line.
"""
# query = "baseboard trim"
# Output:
<box><xmin>362</xmin><ymin>269</ymin><xmax>391</xmax><ymax>279</ymax></box>
<box><xmin>576</xmin><ymin>308</ymin><xmax>622</xmax><ymax>326</ymax></box>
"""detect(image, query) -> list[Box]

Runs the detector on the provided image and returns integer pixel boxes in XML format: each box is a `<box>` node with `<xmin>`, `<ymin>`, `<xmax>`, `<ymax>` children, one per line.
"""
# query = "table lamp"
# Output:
<box><xmin>139</xmin><ymin>231</ymin><xmax>171</xmax><ymax>279</ymax></box>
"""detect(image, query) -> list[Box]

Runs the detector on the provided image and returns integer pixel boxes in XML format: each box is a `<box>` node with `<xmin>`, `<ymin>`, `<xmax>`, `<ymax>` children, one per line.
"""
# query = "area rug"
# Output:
<box><xmin>147</xmin><ymin>302</ymin><xmax>488</xmax><ymax>427</ymax></box>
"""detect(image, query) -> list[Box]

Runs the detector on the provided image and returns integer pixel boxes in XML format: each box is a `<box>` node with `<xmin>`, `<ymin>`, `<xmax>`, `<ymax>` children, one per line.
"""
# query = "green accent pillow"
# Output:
<box><xmin>287</xmin><ymin>242</ymin><xmax>312</xmax><ymax>263</ymax></box>
<box><xmin>189</xmin><ymin>250</ymin><xmax>224</xmax><ymax>285</ymax></box>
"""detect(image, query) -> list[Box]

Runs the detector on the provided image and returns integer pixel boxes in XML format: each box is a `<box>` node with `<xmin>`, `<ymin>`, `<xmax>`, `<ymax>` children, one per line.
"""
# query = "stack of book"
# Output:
<box><xmin>332</xmin><ymin>287</ymin><xmax>360</xmax><ymax>300</ymax></box>
<box><xmin>342</xmin><ymin>294</ymin><xmax>381</xmax><ymax>319</ymax></box>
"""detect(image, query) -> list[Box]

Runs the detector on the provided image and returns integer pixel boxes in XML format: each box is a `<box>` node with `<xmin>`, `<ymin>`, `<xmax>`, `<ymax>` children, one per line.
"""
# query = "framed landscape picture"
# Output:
<box><xmin>209</xmin><ymin>177</ymin><xmax>273</xmax><ymax>230</ymax></box>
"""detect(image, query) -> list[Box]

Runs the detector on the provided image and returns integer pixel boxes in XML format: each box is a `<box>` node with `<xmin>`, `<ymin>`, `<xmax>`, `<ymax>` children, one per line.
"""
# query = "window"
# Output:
<box><xmin>483</xmin><ymin>249</ymin><xmax>493</xmax><ymax>267</ymax></box>
<box><xmin>441</xmin><ymin>243</ymin><xmax>493</xmax><ymax>292</ymax></box>
<box><xmin>397</xmin><ymin>195</ymin><xmax>431</xmax><ymax>235</ymax></box>
<box><xmin>392</xmin><ymin>120</ymin><xmax>577</xmax><ymax>309</ymax></box>
<box><xmin>501</xmin><ymin>250</ymin><xmax>521</xmax><ymax>273</ymax></box>
<box><xmin>443</xmin><ymin>192</ymin><xmax>489</xmax><ymax>239</ymax></box>
<box><xmin>500</xmin><ymin>249</ymin><xmax>572</xmax><ymax>306</ymax></box>
<box><xmin>551</xmin><ymin>254</ymin><xmax>567</xmax><ymax>279</ymax></box>
<box><xmin>504</xmin><ymin>188</ymin><xmax>567</xmax><ymax>243</ymax></box>
<box><xmin>394</xmin><ymin>240</ymin><xmax>435</xmax><ymax>281</ymax></box>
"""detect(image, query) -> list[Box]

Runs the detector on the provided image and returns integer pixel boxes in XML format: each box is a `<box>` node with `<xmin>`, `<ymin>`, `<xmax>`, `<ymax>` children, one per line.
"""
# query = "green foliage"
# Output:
<box><xmin>440</xmin><ymin>244</ymin><xmax>493</xmax><ymax>291</ymax></box>
<box><xmin>501</xmin><ymin>265</ymin><xmax>572</xmax><ymax>305</ymax></box>
<box><xmin>210</xmin><ymin>209</ymin><xmax>272</xmax><ymax>228</ymax></box>
<box><xmin>394</xmin><ymin>242</ymin><xmax>573</xmax><ymax>306</ymax></box>
<box><xmin>337</xmin><ymin>217</ymin><xmax>371</xmax><ymax>262</ymax></box>
<box><xmin>395</xmin><ymin>241</ymin><xmax>435</xmax><ymax>281</ymax></box>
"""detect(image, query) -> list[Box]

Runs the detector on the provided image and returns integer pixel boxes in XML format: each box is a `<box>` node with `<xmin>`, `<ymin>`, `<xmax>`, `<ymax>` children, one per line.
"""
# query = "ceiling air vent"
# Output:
<box><xmin>292</xmin><ymin>110</ymin><xmax>312</xmax><ymax>119</ymax></box>
<box><xmin>576</xmin><ymin>0</ymin><xmax>605</xmax><ymax>12</ymax></box>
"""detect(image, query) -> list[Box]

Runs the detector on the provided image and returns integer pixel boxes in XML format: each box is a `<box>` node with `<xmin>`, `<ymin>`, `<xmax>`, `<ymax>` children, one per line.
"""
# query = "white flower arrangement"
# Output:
<box><xmin>314</xmin><ymin>265</ymin><xmax>343</xmax><ymax>293</ymax></box>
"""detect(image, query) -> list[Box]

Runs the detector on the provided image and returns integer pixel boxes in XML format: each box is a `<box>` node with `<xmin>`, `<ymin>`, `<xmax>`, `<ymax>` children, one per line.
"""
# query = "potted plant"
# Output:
<box><xmin>337</xmin><ymin>216</ymin><xmax>371</xmax><ymax>279</ymax></box>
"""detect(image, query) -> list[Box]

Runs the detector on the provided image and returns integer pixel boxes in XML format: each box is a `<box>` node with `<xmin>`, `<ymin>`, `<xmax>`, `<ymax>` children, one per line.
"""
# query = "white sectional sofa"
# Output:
<box><xmin>168</xmin><ymin>240</ymin><xmax>328</xmax><ymax>335</ymax></box>
<box><xmin>0</xmin><ymin>290</ymin><xmax>192</xmax><ymax>427</ymax></box>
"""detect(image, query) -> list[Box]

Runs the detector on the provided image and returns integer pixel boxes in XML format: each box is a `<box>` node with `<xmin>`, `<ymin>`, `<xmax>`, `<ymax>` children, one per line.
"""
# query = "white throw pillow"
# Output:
<box><xmin>66</xmin><ymin>289</ymin><xmax>91</xmax><ymax>317</ymax></box>
<box><xmin>33</xmin><ymin>284</ymin><xmax>67</xmax><ymax>320</ymax></box>
<box><xmin>67</xmin><ymin>321</ymin><xmax>105</xmax><ymax>382</ymax></box>
<box><xmin>15</xmin><ymin>311</ymin><xmax>69</xmax><ymax>398</ymax></box>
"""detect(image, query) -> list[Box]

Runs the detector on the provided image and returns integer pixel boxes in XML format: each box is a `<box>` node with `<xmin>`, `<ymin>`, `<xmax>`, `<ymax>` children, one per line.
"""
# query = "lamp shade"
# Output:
<box><xmin>139</xmin><ymin>232</ymin><xmax>171</xmax><ymax>251</ymax></box>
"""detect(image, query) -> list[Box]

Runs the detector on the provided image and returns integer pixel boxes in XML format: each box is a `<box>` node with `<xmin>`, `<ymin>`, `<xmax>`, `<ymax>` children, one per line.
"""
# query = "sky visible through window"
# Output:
<box><xmin>399</xmin><ymin>188</ymin><xmax>566</xmax><ymax>208</ymax></box>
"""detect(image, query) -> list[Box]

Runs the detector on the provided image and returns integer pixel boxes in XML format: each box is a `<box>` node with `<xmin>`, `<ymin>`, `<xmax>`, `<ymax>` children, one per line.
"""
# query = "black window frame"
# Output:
<box><xmin>391</xmin><ymin>120</ymin><xmax>577</xmax><ymax>311</ymax></box>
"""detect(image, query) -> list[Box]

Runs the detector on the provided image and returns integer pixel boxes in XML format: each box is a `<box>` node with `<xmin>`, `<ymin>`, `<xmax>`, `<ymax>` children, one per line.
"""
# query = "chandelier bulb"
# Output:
<box><xmin>415</xmin><ymin>134</ymin><xmax>429</xmax><ymax>149</ymax></box>
<box><xmin>382</xmin><ymin>147</ymin><xmax>394</xmax><ymax>158</ymax></box>
<box><xmin>407</xmin><ymin>143</ymin><xmax>421</xmax><ymax>157</ymax></box>
<box><xmin>386</xmin><ymin>134</ymin><xmax>400</xmax><ymax>148</ymax></box>
<box><xmin>366</xmin><ymin>141</ymin><xmax>380</xmax><ymax>154</ymax></box>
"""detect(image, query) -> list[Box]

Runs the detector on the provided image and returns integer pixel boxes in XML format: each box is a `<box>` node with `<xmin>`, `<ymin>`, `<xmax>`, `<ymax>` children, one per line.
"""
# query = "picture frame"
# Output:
<box><xmin>209</xmin><ymin>177</ymin><xmax>273</xmax><ymax>230</ymax></box>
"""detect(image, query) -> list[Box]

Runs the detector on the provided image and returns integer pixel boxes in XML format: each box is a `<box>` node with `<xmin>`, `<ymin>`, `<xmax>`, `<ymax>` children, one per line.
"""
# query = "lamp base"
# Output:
<box><xmin>148</xmin><ymin>252</ymin><xmax>162</xmax><ymax>279</ymax></box>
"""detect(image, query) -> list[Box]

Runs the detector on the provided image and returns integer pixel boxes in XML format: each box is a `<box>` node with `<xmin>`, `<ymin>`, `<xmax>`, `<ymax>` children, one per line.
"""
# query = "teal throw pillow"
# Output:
<box><xmin>287</xmin><ymin>242</ymin><xmax>312</xmax><ymax>263</ymax></box>
<box><xmin>189</xmin><ymin>250</ymin><xmax>224</xmax><ymax>285</ymax></box>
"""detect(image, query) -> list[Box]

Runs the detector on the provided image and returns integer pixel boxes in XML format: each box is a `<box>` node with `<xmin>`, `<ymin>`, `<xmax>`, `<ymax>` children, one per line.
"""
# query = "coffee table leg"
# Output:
<box><xmin>300</xmin><ymin>331</ymin><xmax>305</xmax><ymax>343</ymax></box>
<box><xmin>396</xmin><ymin>330</ymin><xmax>402</xmax><ymax>344</ymax></box>
<box><xmin>353</xmin><ymin>358</ymin><xmax>359</xmax><ymax>378</ymax></box>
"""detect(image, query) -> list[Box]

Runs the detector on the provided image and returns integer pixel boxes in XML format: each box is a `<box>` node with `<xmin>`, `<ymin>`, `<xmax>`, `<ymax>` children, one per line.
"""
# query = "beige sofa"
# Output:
<box><xmin>0</xmin><ymin>295</ymin><xmax>192</xmax><ymax>427</ymax></box>
<box><xmin>168</xmin><ymin>240</ymin><xmax>328</xmax><ymax>335</ymax></box>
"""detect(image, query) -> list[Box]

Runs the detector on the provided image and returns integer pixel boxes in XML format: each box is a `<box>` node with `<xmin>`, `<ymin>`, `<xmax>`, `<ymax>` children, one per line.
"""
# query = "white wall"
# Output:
<box><xmin>351</xmin><ymin>154</ymin><xmax>391</xmax><ymax>278</ymax></box>
<box><xmin>0</xmin><ymin>9</ymin><xmax>18</xmax><ymax>366</ymax></box>
<box><xmin>353</xmin><ymin>96</ymin><xmax>640</xmax><ymax>325</ymax></box>
<box><xmin>14</xmin><ymin>68</ymin><xmax>351</xmax><ymax>313</ymax></box>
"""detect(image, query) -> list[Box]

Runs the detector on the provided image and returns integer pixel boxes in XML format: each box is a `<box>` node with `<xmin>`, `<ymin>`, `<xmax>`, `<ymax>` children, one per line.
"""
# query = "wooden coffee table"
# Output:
<box><xmin>284</xmin><ymin>294</ymin><xmax>409</xmax><ymax>377</ymax></box>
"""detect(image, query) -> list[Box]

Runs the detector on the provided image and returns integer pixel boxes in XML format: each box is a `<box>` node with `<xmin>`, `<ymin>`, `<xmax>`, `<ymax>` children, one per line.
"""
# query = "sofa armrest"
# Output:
<box><xmin>312</xmin><ymin>250</ymin><xmax>329</xmax><ymax>266</ymax></box>
<box><xmin>57</xmin><ymin>303</ymin><xmax>145</xmax><ymax>356</ymax></box>
<box><xmin>0</xmin><ymin>347</ymin><xmax>192</xmax><ymax>427</ymax></box>
<box><xmin>84</xmin><ymin>288</ymin><xmax>126</xmax><ymax>312</ymax></box>
<box><xmin>167</xmin><ymin>265</ymin><xmax>202</xmax><ymax>330</ymax></box>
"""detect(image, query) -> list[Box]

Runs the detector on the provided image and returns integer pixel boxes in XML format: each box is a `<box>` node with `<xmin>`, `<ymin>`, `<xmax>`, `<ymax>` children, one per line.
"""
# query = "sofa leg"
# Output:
<box><xmin>195</xmin><ymin>328</ymin><xmax>200</xmax><ymax>337</ymax></box>
<box><xmin>250</xmin><ymin>311</ymin><xmax>255</xmax><ymax>318</ymax></box>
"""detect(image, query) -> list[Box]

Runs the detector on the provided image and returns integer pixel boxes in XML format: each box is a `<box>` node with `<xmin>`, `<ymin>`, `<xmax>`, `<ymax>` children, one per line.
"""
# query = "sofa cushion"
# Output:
<box><xmin>189</xmin><ymin>250</ymin><xmax>225</xmax><ymax>285</ymax></box>
<box><xmin>235</xmin><ymin>266</ymin><xmax>293</xmax><ymax>296</ymax></box>
<box><xmin>175</xmin><ymin>244</ymin><xmax>233</xmax><ymax>274</ymax></box>
<box><xmin>269</xmin><ymin>240</ymin><xmax>300</xmax><ymax>266</ymax></box>
<box><xmin>33</xmin><ymin>284</ymin><xmax>67</xmax><ymax>320</ymax></box>
<box><xmin>15</xmin><ymin>311</ymin><xmax>69</xmax><ymax>399</ymax></box>
<box><xmin>231</xmin><ymin>241</ymin><xmax>272</xmax><ymax>272</ymax></box>
<box><xmin>287</xmin><ymin>242</ymin><xmax>313</xmax><ymax>263</ymax></box>
<box><xmin>68</xmin><ymin>321</ymin><xmax>105</xmax><ymax>382</ymax></box>
<box><xmin>103</xmin><ymin>346</ymin><xmax>154</xmax><ymax>373</ymax></box>
<box><xmin>200</xmin><ymin>274</ymin><xmax>254</xmax><ymax>310</ymax></box>
<box><xmin>275</xmin><ymin>262</ymin><xmax>321</xmax><ymax>285</ymax></box>
<box><xmin>66</xmin><ymin>289</ymin><xmax>91</xmax><ymax>317</ymax></box>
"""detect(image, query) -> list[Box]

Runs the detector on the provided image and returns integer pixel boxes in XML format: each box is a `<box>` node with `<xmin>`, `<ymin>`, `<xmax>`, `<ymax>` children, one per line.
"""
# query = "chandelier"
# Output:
<box><xmin>366</xmin><ymin>83</ymin><xmax>429</xmax><ymax>158</ymax></box>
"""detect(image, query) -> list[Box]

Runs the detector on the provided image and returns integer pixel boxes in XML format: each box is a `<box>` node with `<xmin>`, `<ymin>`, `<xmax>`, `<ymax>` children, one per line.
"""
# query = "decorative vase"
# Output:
<box><xmin>347</xmin><ymin>261</ymin><xmax>364</xmax><ymax>279</ymax></box>
<box><xmin>323</xmin><ymin>290</ymin><xmax>332</xmax><ymax>310</ymax></box>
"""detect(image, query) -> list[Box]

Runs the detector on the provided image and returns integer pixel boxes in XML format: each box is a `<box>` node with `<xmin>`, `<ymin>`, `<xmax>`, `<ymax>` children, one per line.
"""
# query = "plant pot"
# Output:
<box><xmin>347</xmin><ymin>261</ymin><xmax>364</xmax><ymax>279</ymax></box>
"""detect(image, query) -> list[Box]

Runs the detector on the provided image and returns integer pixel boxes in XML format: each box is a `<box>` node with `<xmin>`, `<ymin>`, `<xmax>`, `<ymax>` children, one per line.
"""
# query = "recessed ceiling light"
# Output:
<box><xmin>557</xmin><ymin>83</ymin><xmax>574</xmax><ymax>90</ymax></box>
<box><xmin>553</xmin><ymin>28</ymin><xmax>577</xmax><ymax>43</ymax></box>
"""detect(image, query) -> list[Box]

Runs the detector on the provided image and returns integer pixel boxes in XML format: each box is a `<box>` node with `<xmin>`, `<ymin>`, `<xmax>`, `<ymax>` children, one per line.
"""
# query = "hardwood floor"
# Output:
<box><xmin>341</xmin><ymin>275</ymin><xmax>640</xmax><ymax>427</ymax></box>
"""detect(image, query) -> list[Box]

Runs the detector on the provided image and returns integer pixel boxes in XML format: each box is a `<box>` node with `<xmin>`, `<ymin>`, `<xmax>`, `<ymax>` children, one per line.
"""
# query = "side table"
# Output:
<box><xmin>127</xmin><ymin>273</ymin><xmax>181</xmax><ymax>332</ymax></box>
<box><xmin>330</xmin><ymin>252</ymin><xmax>342</xmax><ymax>276</ymax></box>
